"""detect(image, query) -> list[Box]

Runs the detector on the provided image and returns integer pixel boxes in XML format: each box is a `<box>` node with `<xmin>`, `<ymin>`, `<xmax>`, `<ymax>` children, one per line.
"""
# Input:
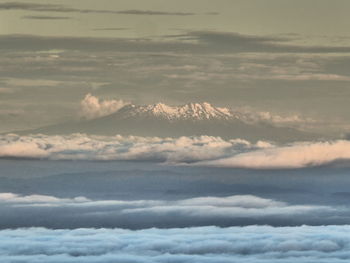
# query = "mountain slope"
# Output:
<box><xmin>13</xmin><ymin>102</ymin><xmax>320</xmax><ymax>142</ymax></box>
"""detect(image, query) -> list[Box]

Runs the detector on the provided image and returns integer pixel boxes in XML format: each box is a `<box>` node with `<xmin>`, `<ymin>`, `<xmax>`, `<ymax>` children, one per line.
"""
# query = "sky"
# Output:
<box><xmin>1</xmin><ymin>0</ymin><xmax>350</xmax><ymax>134</ymax></box>
<box><xmin>2</xmin><ymin>3</ymin><xmax>350</xmax><ymax>261</ymax></box>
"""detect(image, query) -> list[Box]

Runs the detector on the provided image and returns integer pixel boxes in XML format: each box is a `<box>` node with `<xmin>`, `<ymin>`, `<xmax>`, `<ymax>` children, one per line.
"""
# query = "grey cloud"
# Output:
<box><xmin>0</xmin><ymin>34</ymin><xmax>195</xmax><ymax>52</ymax></box>
<box><xmin>0</xmin><ymin>193</ymin><xmax>341</xmax><ymax>229</ymax></box>
<box><xmin>21</xmin><ymin>15</ymin><xmax>71</xmax><ymax>20</ymax></box>
<box><xmin>92</xmin><ymin>27</ymin><xmax>129</xmax><ymax>31</ymax></box>
<box><xmin>2</xmin><ymin>32</ymin><xmax>350</xmax><ymax>54</ymax></box>
<box><xmin>0</xmin><ymin>2</ymin><xmax>195</xmax><ymax>16</ymax></box>
<box><xmin>188</xmin><ymin>31</ymin><xmax>350</xmax><ymax>53</ymax></box>
<box><xmin>112</xmin><ymin>10</ymin><xmax>195</xmax><ymax>16</ymax></box>
<box><xmin>1</xmin><ymin>225</ymin><xmax>350</xmax><ymax>262</ymax></box>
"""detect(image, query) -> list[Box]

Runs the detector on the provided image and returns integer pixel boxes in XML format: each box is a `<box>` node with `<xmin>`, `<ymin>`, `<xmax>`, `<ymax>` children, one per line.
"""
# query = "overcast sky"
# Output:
<box><xmin>1</xmin><ymin>0</ymin><xmax>350</xmax><ymax>134</ymax></box>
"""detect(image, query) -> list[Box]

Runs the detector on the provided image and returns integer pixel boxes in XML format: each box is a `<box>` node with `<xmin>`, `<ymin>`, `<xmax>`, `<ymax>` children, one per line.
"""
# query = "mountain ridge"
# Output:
<box><xmin>9</xmin><ymin>101</ymin><xmax>322</xmax><ymax>143</ymax></box>
<box><xmin>102</xmin><ymin>102</ymin><xmax>234</xmax><ymax>121</ymax></box>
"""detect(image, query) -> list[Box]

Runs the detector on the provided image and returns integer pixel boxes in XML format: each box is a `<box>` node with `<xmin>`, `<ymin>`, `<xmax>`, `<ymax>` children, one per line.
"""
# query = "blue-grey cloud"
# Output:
<box><xmin>0</xmin><ymin>192</ymin><xmax>341</xmax><ymax>229</ymax></box>
<box><xmin>1</xmin><ymin>225</ymin><xmax>350</xmax><ymax>262</ymax></box>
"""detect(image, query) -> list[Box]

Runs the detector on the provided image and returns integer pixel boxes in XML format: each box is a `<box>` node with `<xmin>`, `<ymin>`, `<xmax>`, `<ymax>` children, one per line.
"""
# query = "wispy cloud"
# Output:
<box><xmin>92</xmin><ymin>27</ymin><xmax>129</xmax><ymax>31</ymax></box>
<box><xmin>21</xmin><ymin>15</ymin><xmax>71</xmax><ymax>20</ymax></box>
<box><xmin>1</xmin><ymin>32</ymin><xmax>350</xmax><ymax>54</ymax></box>
<box><xmin>0</xmin><ymin>2</ymin><xmax>196</xmax><ymax>16</ymax></box>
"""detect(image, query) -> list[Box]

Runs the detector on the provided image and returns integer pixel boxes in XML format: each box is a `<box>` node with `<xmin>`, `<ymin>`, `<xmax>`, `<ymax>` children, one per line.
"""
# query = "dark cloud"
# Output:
<box><xmin>112</xmin><ymin>10</ymin><xmax>195</xmax><ymax>16</ymax></box>
<box><xmin>205</xmin><ymin>12</ymin><xmax>220</xmax><ymax>15</ymax></box>
<box><xmin>0</xmin><ymin>34</ymin><xmax>195</xmax><ymax>52</ymax></box>
<box><xmin>0</xmin><ymin>2</ymin><xmax>196</xmax><ymax>16</ymax></box>
<box><xmin>188</xmin><ymin>31</ymin><xmax>350</xmax><ymax>53</ymax></box>
<box><xmin>1</xmin><ymin>32</ymin><xmax>350</xmax><ymax>54</ymax></box>
<box><xmin>92</xmin><ymin>27</ymin><xmax>129</xmax><ymax>31</ymax></box>
<box><xmin>21</xmin><ymin>15</ymin><xmax>71</xmax><ymax>20</ymax></box>
<box><xmin>0</xmin><ymin>225</ymin><xmax>349</xmax><ymax>262</ymax></box>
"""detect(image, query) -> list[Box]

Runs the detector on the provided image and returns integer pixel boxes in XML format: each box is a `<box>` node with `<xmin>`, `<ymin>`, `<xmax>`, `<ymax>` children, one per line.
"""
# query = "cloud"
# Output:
<box><xmin>92</xmin><ymin>27</ymin><xmax>129</xmax><ymax>31</ymax></box>
<box><xmin>1</xmin><ymin>225</ymin><xmax>350</xmax><ymax>262</ymax></box>
<box><xmin>201</xmin><ymin>140</ymin><xmax>350</xmax><ymax>169</ymax></box>
<box><xmin>111</xmin><ymin>10</ymin><xmax>195</xmax><ymax>16</ymax></box>
<box><xmin>1</xmin><ymin>134</ymin><xmax>350</xmax><ymax>169</ymax></box>
<box><xmin>0</xmin><ymin>87</ymin><xmax>15</xmax><ymax>94</ymax></box>
<box><xmin>231</xmin><ymin>108</ymin><xmax>315</xmax><ymax>127</ymax></box>
<box><xmin>0</xmin><ymin>34</ymin><xmax>195</xmax><ymax>53</ymax></box>
<box><xmin>79</xmin><ymin>93</ymin><xmax>129</xmax><ymax>119</ymax></box>
<box><xmin>120</xmin><ymin>195</ymin><xmax>330</xmax><ymax>218</ymax></box>
<box><xmin>0</xmin><ymin>192</ymin><xmax>338</xmax><ymax>228</ymax></box>
<box><xmin>0</xmin><ymin>134</ymin><xmax>257</xmax><ymax>162</ymax></box>
<box><xmin>186</xmin><ymin>31</ymin><xmax>350</xmax><ymax>53</ymax></box>
<box><xmin>0</xmin><ymin>2</ymin><xmax>195</xmax><ymax>16</ymax></box>
<box><xmin>21</xmin><ymin>15</ymin><xmax>71</xmax><ymax>20</ymax></box>
<box><xmin>0</xmin><ymin>193</ymin><xmax>88</xmax><ymax>204</ymax></box>
<box><xmin>2</xmin><ymin>33</ymin><xmax>350</xmax><ymax>54</ymax></box>
<box><xmin>0</xmin><ymin>134</ymin><xmax>350</xmax><ymax>169</ymax></box>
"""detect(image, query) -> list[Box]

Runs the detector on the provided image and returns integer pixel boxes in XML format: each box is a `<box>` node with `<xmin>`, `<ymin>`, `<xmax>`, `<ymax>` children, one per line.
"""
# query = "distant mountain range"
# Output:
<box><xmin>12</xmin><ymin>102</ymin><xmax>321</xmax><ymax>142</ymax></box>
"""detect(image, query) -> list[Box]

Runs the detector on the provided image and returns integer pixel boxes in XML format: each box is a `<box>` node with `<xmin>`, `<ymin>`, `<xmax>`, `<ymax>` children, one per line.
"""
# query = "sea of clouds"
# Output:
<box><xmin>1</xmin><ymin>134</ymin><xmax>350</xmax><ymax>168</ymax></box>
<box><xmin>1</xmin><ymin>225</ymin><xmax>350</xmax><ymax>263</ymax></box>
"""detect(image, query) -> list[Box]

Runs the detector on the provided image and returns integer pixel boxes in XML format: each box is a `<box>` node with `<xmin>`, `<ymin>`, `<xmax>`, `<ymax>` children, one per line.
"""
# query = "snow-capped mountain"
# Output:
<box><xmin>115</xmin><ymin>102</ymin><xmax>234</xmax><ymax>121</ymax></box>
<box><xmin>13</xmin><ymin>101</ymin><xmax>321</xmax><ymax>143</ymax></box>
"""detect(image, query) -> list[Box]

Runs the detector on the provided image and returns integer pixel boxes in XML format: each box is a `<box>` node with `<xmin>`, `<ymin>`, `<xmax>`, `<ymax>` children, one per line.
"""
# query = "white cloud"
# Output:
<box><xmin>1</xmin><ymin>225</ymin><xmax>350</xmax><ymax>262</ymax></box>
<box><xmin>121</xmin><ymin>195</ymin><xmax>330</xmax><ymax>218</ymax></box>
<box><xmin>0</xmin><ymin>134</ymin><xmax>254</xmax><ymax>162</ymax></box>
<box><xmin>80</xmin><ymin>93</ymin><xmax>129</xmax><ymax>119</ymax></box>
<box><xmin>1</xmin><ymin>134</ymin><xmax>350</xmax><ymax>169</ymax></box>
<box><xmin>0</xmin><ymin>193</ymin><xmax>88</xmax><ymax>204</ymax></box>
<box><xmin>201</xmin><ymin>140</ymin><xmax>350</xmax><ymax>169</ymax></box>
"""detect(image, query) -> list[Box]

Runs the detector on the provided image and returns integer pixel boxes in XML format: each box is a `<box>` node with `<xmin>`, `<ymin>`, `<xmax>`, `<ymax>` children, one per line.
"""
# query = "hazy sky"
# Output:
<box><xmin>1</xmin><ymin>0</ymin><xmax>350</xmax><ymax>133</ymax></box>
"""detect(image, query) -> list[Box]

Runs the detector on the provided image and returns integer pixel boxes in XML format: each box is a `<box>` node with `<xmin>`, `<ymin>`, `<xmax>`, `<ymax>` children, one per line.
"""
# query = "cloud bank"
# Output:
<box><xmin>80</xmin><ymin>93</ymin><xmax>129</xmax><ymax>119</ymax></box>
<box><xmin>1</xmin><ymin>225</ymin><xmax>350</xmax><ymax>263</ymax></box>
<box><xmin>201</xmin><ymin>140</ymin><xmax>350</xmax><ymax>169</ymax></box>
<box><xmin>0</xmin><ymin>193</ymin><xmax>338</xmax><ymax>228</ymax></box>
<box><xmin>2</xmin><ymin>33</ymin><xmax>350</xmax><ymax>54</ymax></box>
<box><xmin>1</xmin><ymin>134</ymin><xmax>350</xmax><ymax>168</ymax></box>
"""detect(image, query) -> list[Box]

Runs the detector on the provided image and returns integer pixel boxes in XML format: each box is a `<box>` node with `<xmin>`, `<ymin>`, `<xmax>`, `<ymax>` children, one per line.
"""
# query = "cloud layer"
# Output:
<box><xmin>1</xmin><ymin>225</ymin><xmax>350</xmax><ymax>263</ymax></box>
<box><xmin>1</xmin><ymin>134</ymin><xmax>350</xmax><ymax>168</ymax></box>
<box><xmin>0</xmin><ymin>192</ymin><xmax>339</xmax><ymax>228</ymax></box>
<box><xmin>201</xmin><ymin>140</ymin><xmax>350</xmax><ymax>169</ymax></box>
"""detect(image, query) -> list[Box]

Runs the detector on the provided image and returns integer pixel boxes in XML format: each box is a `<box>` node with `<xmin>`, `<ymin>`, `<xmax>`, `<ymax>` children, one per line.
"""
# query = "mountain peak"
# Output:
<box><xmin>119</xmin><ymin>102</ymin><xmax>233</xmax><ymax>121</ymax></box>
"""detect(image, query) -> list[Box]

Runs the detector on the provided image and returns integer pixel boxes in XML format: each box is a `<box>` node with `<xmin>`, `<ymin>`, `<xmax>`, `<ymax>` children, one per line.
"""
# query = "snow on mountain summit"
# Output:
<box><xmin>119</xmin><ymin>102</ymin><xmax>234</xmax><ymax>120</ymax></box>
